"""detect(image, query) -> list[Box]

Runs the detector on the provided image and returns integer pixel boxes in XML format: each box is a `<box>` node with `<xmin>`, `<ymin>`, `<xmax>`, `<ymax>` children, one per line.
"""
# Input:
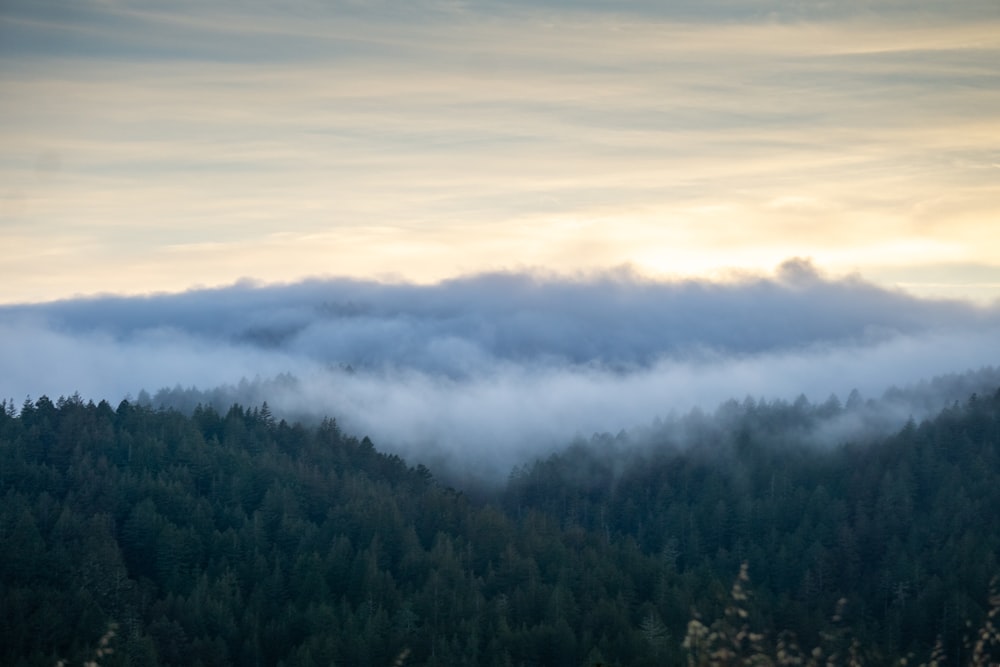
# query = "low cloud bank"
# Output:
<box><xmin>2</xmin><ymin>261</ymin><xmax>998</xmax><ymax>478</ymax></box>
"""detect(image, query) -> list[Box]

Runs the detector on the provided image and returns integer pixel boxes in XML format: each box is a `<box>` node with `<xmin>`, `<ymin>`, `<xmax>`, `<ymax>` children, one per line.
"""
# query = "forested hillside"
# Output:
<box><xmin>1</xmin><ymin>388</ymin><xmax>999</xmax><ymax>666</ymax></box>
<box><xmin>505</xmin><ymin>391</ymin><xmax>1000</xmax><ymax>662</ymax></box>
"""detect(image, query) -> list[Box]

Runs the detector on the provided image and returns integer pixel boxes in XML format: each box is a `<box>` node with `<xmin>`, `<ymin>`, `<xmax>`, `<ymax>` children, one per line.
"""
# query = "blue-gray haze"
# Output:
<box><xmin>2</xmin><ymin>260</ymin><xmax>998</xmax><ymax>477</ymax></box>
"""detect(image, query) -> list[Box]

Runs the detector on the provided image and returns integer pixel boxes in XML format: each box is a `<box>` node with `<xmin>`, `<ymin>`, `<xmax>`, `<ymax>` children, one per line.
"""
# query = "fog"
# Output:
<box><xmin>2</xmin><ymin>260</ymin><xmax>998</xmax><ymax>478</ymax></box>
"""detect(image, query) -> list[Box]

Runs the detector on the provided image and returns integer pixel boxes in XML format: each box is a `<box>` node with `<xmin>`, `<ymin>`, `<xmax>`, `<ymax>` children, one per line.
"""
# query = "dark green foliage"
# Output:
<box><xmin>0</xmin><ymin>397</ymin><xmax>667</xmax><ymax>666</ymax></box>
<box><xmin>504</xmin><ymin>388</ymin><xmax>1000</xmax><ymax>663</ymax></box>
<box><xmin>1</xmin><ymin>388</ymin><xmax>999</xmax><ymax>665</ymax></box>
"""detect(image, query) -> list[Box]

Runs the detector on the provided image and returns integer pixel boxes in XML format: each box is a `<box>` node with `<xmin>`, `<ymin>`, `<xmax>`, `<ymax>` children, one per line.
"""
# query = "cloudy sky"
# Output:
<box><xmin>3</xmin><ymin>0</ymin><xmax>1000</xmax><ymax>304</ymax></box>
<box><xmin>3</xmin><ymin>1</ymin><xmax>1000</xmax><ymax>474</ymax></box>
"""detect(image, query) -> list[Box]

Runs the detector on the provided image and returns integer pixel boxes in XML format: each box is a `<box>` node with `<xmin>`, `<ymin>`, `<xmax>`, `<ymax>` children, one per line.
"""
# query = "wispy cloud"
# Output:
<box><xmin>2</xmin><ymin>1</ymin><xmax>999</xmax><ymax>301</ymax></box>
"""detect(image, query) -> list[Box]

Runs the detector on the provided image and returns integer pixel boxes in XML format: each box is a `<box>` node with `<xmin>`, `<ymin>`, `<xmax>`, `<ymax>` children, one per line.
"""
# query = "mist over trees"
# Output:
<box><xmin>2</xmin><ymin>379</ymin><xmax>999</xmax><ymax>665</ymax></box>
<box><xmin>141</xmin><ymin>364</ymin><xmax>1000</xmax><ymax>485</ymax></box>
<box><xmin>3</xmin><ymin>268</ymin><xmax>999</xmax><ymax>664</ymax></box>
<box><xmin>3</xmin><ymin>265</ymin><xmax>1000</xmax><ymax>479</ymax></box>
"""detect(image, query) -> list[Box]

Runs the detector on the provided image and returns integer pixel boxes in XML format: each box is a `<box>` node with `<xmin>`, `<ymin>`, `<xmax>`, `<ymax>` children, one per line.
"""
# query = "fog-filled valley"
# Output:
<box><xmin>3</xmin><ymin>377</ymin><xmax>1000</xmax><ymax>666</ymax></box>
<box><xmin>3</xmin><ymin>260</ymin><xmax>999</xmax><ymax>480</ymax></box>
<box><xmin>2</xmin><ymin>264</ymin><xmax>1000</xmax><ymax>665</ymax></box>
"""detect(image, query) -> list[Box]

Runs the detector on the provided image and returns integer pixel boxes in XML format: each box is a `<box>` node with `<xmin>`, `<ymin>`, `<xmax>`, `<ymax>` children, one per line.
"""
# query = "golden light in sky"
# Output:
<box><xmin>2</xmin><ymin>2</ymin><xmax>999</xmax><ymax>303</ymax></box>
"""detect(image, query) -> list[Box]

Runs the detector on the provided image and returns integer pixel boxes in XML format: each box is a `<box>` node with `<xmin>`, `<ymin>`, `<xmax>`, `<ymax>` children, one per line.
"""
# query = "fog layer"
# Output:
<box><xmin>2</xmin><ymin>261</ymin><xmax>998</xmax><ymax>476</ymax></box>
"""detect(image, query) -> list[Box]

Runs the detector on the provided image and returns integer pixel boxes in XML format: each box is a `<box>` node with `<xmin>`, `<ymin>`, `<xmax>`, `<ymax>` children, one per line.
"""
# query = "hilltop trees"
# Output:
<box><xmin>1</xmin><ymin>388</ymin><xmax>999</xmax><ymax>665</ymax></box>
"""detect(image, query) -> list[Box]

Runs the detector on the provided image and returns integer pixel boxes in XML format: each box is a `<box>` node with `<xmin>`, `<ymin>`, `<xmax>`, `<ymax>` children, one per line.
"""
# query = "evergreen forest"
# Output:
<box><xmin>2</xmin><ymin>385</ymin><xmax>999</xmax><ymax>666</ymax></box>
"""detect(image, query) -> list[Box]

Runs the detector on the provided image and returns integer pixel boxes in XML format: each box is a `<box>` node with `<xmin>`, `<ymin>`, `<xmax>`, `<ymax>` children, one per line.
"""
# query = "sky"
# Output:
<box><xmin>2</xmin><ymin>0</ymin><xmax>1000</xmax><ymax>304</ymax></box>
<box><xmin>3</xmin><ymin>1</ymin><xmax>1000</xmax><ymax>476</ymax></box>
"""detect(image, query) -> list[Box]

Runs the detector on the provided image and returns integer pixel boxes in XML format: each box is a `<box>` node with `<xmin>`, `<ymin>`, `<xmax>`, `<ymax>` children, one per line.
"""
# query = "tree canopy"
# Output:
<box><xmin>1</xmin><ymin>387</ymin><xmax>999</xmax><ymax>665</ymax></box>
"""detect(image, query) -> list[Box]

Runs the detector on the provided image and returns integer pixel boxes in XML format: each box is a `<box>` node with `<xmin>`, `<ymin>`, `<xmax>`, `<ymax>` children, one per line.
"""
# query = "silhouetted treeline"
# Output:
<box><xmin>1</xmin><ymin>387</ymin><xmax>999</xmax><ymax>665</ymax></box>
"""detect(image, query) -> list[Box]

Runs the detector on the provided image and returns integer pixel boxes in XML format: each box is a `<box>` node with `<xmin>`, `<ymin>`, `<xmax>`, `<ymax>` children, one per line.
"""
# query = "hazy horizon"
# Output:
<box><xmin>3</xmin><ymin>259</ymin><xmax>998</xmax><ymax>478</ymax></box>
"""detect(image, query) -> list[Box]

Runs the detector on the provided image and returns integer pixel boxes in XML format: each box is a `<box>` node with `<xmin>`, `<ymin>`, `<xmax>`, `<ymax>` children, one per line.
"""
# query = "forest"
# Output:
<box><xmin>1</xmin><ymin>383</ymin><xmax>999</xmax><ymax>666</ymax></box>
